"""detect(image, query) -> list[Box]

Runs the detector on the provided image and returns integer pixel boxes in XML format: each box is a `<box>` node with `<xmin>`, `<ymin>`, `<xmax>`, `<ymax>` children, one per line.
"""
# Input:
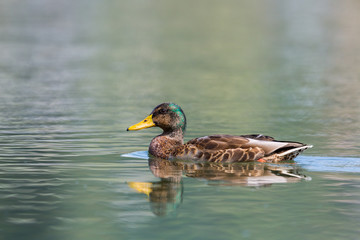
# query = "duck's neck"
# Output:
<box><xmin>162</xmin><ymin>128</ymin><xmax>185</xmax><ymax>140</ymax></box>
<box><xmin>149</xmin><ymin>128</ymin><xmax>185</xmax><ymax>159</ymax></box>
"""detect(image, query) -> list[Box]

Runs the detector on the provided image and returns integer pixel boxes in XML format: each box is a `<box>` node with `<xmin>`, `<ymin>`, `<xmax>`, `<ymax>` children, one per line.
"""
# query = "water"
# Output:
<box><xmin>1</xmin><ymin>0</ymin><xmax>360</xmax><ymax>239</ymax></box>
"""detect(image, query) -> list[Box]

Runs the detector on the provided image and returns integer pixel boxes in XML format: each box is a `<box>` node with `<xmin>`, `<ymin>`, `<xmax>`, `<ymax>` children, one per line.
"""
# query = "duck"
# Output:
<box><xmin>127</xmin><ymin>103</ymin><xmax>312</xmax><ymax>163</ymax></box>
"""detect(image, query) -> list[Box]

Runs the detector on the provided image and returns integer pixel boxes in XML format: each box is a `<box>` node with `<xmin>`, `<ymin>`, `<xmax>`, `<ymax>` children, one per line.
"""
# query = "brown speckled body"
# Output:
<box><xmin>149</xmin><ymin>135</ymin><xmax>183</xmax><ymax>160</ymax></box>
<box><xmin>151</xmin><ymin>134</ymin><xmax>309</xmax><ymax>163</ymax></box>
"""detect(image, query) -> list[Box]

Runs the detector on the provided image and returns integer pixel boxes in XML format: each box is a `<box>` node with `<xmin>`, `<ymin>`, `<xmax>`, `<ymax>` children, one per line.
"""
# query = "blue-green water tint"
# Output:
<box><xmin>1</xmin><ymin>0</ymin><xmax>360</xmax><ymax>239</ymax></box>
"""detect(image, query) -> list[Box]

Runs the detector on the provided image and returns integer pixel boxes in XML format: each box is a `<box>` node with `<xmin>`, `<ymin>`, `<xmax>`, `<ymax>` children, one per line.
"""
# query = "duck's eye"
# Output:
<box><xmin>158</xmin><ymin>109</ymin><xmax>167</xmax><ymax>114</ymax></box>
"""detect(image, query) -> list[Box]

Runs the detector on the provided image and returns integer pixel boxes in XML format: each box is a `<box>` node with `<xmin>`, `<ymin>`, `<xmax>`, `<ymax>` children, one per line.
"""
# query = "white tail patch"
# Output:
<box><xmin>278</xmin><ymin>145</ymin><xmax>313</xmax><ymax>157</ymax></box>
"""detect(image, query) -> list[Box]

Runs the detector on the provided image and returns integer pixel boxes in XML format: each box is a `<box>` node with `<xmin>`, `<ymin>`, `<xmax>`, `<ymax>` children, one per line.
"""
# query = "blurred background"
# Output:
<box><xmin>1</xmin><ymin>0</ymin><xmax>359</xmax><ymax>156</ymax></box>
<box><xmin>0</xmin><ymin>0</ymin><xmax>359</xmax><ymax>239</ymax></box>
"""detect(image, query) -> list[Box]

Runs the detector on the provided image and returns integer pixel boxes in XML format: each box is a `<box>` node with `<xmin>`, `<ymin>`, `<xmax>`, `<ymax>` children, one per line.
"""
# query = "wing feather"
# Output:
<box><xmin>179</xmin><ymin>134</ymin><xmax>306</xmax><ymax>162</ymax></box>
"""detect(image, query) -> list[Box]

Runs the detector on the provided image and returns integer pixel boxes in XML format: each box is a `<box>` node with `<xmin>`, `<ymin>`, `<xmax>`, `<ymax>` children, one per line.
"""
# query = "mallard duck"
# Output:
<box><xmin>127</xmin><ymin>103</ymin><xmax>312</xmax><ymax>163</ymax></box>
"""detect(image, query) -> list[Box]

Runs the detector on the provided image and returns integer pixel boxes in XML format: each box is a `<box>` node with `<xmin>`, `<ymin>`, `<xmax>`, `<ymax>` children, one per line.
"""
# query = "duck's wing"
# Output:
<box><xmin>176</xmin><ymin>134</ymin><xmax>309</xmax><ymax>162</ymax></box>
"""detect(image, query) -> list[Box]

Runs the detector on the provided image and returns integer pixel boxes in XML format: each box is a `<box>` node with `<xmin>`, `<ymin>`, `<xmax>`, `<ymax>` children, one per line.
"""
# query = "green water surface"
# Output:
<box><xmin>0</xmin><ymin>1</ymin><xmax>360</xmax><ymax>240</ymax></box>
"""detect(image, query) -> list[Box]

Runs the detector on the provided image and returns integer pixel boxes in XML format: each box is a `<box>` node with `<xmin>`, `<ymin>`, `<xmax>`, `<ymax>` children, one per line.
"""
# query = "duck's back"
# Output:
<box><xmin>174</xmin><ymin>134</ymin><xmax>310</xmax><ymax>162</ymax></box>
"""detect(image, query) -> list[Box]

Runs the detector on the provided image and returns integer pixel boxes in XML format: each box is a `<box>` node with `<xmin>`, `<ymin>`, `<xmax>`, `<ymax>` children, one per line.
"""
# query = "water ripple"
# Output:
<box><xmin>297</xmin><ymin>156</ymin><xmax>360</xmax><ymax>173</ymax></box>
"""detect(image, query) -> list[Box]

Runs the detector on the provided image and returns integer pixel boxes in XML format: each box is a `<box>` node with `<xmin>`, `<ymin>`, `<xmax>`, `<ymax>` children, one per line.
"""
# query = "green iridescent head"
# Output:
<box><xmin>127</xmin><ymin>103</ymin><xmax>187</xmax><ymax>133</ymax></box>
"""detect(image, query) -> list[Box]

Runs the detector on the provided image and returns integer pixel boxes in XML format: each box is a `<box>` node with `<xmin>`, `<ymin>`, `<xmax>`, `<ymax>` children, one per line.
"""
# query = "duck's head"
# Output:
<box><xmin>127</xmin><ymin>103</ymin><xmax>187</xmax><ymax>133</ymax></box>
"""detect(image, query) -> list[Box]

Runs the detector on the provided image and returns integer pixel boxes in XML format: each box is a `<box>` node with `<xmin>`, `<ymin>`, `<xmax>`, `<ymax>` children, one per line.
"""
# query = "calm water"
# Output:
<box><xmin>1</xmin><ymin>0</ymin><xmax>360</xmax><ymax>239</ymax></box>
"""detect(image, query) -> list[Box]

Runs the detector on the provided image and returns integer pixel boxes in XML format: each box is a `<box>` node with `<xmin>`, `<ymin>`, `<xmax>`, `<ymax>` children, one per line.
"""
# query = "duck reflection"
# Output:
<box><xmin>128</xmin><ymin>158</ymin><xmax>310</xmax><ymax>216</ymax></box>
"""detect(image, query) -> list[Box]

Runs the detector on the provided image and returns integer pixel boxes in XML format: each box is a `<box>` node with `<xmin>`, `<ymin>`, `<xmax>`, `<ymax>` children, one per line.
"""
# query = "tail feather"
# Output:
<box><xmin>278</xmin><ymin>145</ymin><xmax>313</xmax><ymax>157</ymax></box>
<box><xmin>263</xmin><ymin>145</ymin><xmax>313</xmax><ymax>162</ymax></box>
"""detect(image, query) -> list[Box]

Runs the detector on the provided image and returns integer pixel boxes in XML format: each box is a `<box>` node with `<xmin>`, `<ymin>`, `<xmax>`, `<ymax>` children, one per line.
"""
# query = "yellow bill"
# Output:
<box><xmin>127</xmin><ymin>114</ymin><xmax>155</xmax><ymax>131</ymax></box>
